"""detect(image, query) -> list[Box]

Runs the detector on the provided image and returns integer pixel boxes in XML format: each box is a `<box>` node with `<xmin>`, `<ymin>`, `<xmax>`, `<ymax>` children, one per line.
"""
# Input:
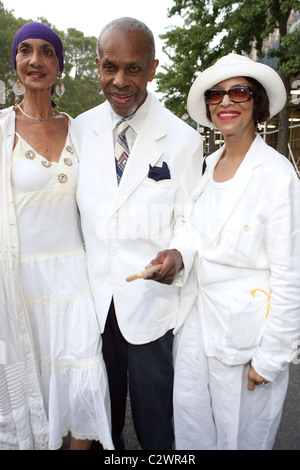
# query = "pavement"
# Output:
<box><xmin>273</xmin><ymin>362</ymin><xmax>300</xmax><ymax>450</ymax></box>
<box><xmin>123</xmin><ymin>362</ymin><xmax>300</xmax><ymax>451</ymax></box>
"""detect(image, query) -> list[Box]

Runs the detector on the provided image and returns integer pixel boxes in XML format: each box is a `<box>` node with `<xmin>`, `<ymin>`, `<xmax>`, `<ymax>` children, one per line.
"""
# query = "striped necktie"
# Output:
<box><xmin>115</xmin><ymin>119</ymin><xmax>130</xmax><ymax>184</ymax></box>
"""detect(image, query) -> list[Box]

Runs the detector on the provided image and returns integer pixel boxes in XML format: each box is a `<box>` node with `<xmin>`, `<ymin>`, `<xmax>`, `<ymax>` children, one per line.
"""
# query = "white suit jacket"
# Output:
<box><xmin>174</xmin><ymin>135</ymin><xmax>300</xmax><ymax>382</ymax></box>
<box><xmin>71</xmin><ymin>93</ymin><xmax>203</xmax><ymax>344</ymax></box>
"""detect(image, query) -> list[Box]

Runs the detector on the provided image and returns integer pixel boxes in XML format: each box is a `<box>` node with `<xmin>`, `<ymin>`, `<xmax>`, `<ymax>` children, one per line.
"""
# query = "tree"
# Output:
<box><xmin>56</xmin><ymin>26</ymin><xmax>104</xmax><ymax>117</ymax></box>
<box><xmin>0</xmin><ymin>2</ymin><xmax>104</xmax><ymax>117</ymax></box>
<box><xmin>157</xmin><ymin>0</ymin><xmax>300</xmax><ymax>156</ymax></box>
<box><xmin>0</xmin><ymin>1</ymin><xmax>27</xmax><ymax>105</ymax></box>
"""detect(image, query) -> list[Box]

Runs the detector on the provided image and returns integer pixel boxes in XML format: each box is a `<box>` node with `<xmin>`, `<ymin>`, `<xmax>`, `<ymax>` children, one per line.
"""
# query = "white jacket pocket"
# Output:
<box><xmin>225</xmin><ymin>290</ymin><xmax>269</xmax><ymax>351</ymax></box>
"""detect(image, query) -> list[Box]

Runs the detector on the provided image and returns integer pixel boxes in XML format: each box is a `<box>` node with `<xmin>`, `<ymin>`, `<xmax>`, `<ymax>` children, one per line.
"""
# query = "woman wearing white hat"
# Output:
<box><xmin>170</xmin><ymin>53</ymin><xmax>300</xmax><ymax>450</ymax></box>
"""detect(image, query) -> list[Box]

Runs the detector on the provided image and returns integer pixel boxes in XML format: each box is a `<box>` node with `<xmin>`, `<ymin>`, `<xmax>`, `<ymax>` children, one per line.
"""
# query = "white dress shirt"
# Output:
<box><xmin>112</xmin><ymin>93</ymin><xmax>152</xmax><ymax>152</ymax></box>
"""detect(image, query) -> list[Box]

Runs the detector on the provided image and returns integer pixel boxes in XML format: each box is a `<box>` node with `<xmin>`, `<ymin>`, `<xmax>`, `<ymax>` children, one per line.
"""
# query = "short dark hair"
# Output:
<box><xmin>205</xmin><ymin>77</ymin><xmax>270</xmax><ymax>126</ymax></box>
<box><xmin>97</xmin><ymin>17</ymin><xmax>156</xmax><ymax>63</ymax></box>
<box><xmin>245</xmin><ymin>77</ymin><xmax>270</xmax><ymax>124</ymax></box>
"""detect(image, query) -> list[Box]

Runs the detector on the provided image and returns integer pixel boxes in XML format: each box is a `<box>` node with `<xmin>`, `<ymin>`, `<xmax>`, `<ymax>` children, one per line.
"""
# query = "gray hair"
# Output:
<box><xmin>97</xmin><ymin>17</ymin><xmax>156</xmax><ymax>62</ymax></box>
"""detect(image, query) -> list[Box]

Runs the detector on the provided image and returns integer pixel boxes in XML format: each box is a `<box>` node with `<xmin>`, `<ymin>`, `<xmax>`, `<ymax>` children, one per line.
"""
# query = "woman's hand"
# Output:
<box><xmin>247</xmin><ymin>364</ymin><xmax>269</xmax><ymax>391</ymax></box>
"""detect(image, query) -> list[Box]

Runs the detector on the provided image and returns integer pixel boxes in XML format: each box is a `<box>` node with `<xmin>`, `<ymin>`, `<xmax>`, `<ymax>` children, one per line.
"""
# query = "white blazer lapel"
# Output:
<box><xmin>115</xmin><ymin>102</ymin><xmax>167</xmax><ymax>210</ymax></box>
<box><xmin>2</xmin><ymin>108</ymin><xmax>15</xmax><ymax>160</ymax></box>
<box><xmin>190</xmin><ymin>146</ymin><xmax>223</xmax><ymax>204</ymax></box>
<box><xmin>190</xmin><ymin>135</ymin><xmax>264</xmax><ymax>246</ymax></box>
<box><xmin>89</xmin><ymin>104</ymin><xmax>118</xmax><ymax>203</ymax></box>
<box><xmin>211</xmin><ymin>135</ymin><xmax>264</xmax><ymax>242</ymax></box>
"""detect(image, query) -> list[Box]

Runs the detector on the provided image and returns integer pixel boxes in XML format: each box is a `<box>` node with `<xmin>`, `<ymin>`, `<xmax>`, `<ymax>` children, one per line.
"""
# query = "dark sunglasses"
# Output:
<box><xmin>204</xmin><ymin>86</ymin><xmax>254</xmax><ymax>105</ymax></box>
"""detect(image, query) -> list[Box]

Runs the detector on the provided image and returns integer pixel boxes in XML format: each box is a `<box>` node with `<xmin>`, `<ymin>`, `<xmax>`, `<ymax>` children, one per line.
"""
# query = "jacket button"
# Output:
<box><xmin>243</xmin><ymin>225</ymin><xmax>250</xmax><ymax>232</ymax></box>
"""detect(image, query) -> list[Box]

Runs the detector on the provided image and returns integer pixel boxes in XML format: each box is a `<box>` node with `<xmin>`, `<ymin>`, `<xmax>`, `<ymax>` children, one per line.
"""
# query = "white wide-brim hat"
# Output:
<box><xmin>187</xmin><ymin>53</ymin><xmax>287</xmax><ymax>128</ymax></box>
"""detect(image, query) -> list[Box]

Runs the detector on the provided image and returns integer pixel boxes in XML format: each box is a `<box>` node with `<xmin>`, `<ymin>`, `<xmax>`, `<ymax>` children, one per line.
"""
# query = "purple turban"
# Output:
<box><xmin>12</xmin><ymin>22</ymin><xmax>64</xmax><ymax>72</ymax></box>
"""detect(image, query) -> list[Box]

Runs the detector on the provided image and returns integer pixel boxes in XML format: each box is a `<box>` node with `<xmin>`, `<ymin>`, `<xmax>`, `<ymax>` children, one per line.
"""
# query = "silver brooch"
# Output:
<box><xmin>58</xmin><ymin>173</ymin><xmax>68</xmax><ymax>184</ymax></box>
<box><xmin>25</xmin><ymin>150</ymin><xmax>36</xmax><ymax>160</ymax></box>
<box><xmin>64</xmin><ymin>157</ymin><xmax>73</xmax><ymax>166</ymax></box>
<box><xmin>66</xmin><ymin>145</ymin><xmax>74</xmax><ymax>154</ymax></box>
<box><xmin>42</xmin><ymin>160</ymin><xmax>52</xmax><ymax>168</ymax></box>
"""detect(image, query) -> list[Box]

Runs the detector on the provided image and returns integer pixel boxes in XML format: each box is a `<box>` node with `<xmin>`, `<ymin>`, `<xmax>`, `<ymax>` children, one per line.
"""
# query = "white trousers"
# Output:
<box><xmin>173</xmin><ymin>307</ymin><xmax>289</xmax><ymax>450</ymax></box>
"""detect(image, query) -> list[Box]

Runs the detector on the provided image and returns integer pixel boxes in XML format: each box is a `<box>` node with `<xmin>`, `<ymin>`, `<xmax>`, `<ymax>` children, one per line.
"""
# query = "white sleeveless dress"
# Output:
<box><xmin>11</xmin><ymin>132</ymin><xmax>114</xmax><ymax>450</ymax></box>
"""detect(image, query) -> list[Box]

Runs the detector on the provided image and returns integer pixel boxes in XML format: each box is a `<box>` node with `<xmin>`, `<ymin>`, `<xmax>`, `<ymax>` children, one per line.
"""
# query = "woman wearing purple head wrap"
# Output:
<box><xmin>0</xmin><ymin>23</ymin><xmax>113</xmax><ymax>451</ymax></box>
<box><xmin>12</xmin><ymin>22</ymin><xmax>64</xmax><ymax>74</ymax></box>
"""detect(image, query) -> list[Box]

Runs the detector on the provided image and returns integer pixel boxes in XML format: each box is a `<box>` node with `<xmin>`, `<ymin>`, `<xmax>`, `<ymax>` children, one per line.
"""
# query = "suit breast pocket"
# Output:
<box><xmin>140</xmin><ymin>178</ymin><xmax>176</xmax><ymax>190</ymax></box>
<box><xmin>225</xmin><ymin>222</ymin><xmax>265</xmax><ymax>265</ymax></box>
<box><xmin>137</xmin><ymin>180</ymin><xmax>177</xmax><ymax>214</ymax></box>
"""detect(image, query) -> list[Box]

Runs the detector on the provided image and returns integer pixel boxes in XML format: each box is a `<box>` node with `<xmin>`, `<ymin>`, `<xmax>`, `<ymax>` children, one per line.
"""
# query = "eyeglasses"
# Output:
<box><xmin>204</xmin><ymin>86</ymin><xmax>253</xmax><ymax>105</ymax></box>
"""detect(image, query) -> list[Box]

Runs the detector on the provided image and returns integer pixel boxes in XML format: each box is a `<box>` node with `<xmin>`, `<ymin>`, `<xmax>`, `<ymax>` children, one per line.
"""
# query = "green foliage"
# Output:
<box><xmin>56</xmin><ymin>27</ymin><xmax>104</xmax><ymax>117</ymax></box>
<box><xmin>272</xmin><ymin>22</ymin><xmax>300</xmax><ymax>77</ymax></box>
<box><xmin>0</xmin><ymin>1</ymin><xmax>105</xmax><ymax>117</ymax></box>
<box><xmin>61</xmin><ymin>74</ymin><xmax>103</xmax><ymax>118</ymax></box>
<box><xmin>0</xmin><ymin>2</ymin><xmax>28</xmax><ymax>105</ymax></box>
<box><xmin>157</xmin><ymin>0</ymin><xmax>300</xmax><ymax>121</ymax></box>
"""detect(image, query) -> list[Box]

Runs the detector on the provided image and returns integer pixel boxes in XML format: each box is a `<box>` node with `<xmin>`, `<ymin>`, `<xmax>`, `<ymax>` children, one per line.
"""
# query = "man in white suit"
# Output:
<box><xmin>71</xmin><ymin>17</ymin><xmax>203</xmax><ymax>450</ymax></box>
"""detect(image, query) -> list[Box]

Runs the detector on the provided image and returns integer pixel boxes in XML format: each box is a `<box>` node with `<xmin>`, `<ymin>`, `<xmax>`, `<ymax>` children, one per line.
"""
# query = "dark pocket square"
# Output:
<box><xmin>148</xmin><ymin>162</ymin><xmax>171</xmax><ymax>182</ymax></box>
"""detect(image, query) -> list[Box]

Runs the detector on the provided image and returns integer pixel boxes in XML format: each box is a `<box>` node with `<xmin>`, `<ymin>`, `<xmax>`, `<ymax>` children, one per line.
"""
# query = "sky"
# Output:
<box><xmin>3</xmin><ymin>0</ymin><xmax>183</xmax><ymax>93</ymax></box>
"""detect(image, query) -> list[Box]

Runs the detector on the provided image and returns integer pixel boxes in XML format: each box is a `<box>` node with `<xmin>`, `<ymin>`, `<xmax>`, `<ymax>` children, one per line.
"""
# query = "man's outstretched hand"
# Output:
<box><xmin>145</xmin><ymin>249</ymin><xmax>184</xmax><ymax>284</ymax></box>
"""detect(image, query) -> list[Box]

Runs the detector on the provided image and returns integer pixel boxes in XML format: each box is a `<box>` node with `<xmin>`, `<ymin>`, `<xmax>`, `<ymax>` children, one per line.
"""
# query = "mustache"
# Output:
<box><xmin>110</xmin><ymin>85</ymin><xmax>135</xmax><ymax>93</ymax></box>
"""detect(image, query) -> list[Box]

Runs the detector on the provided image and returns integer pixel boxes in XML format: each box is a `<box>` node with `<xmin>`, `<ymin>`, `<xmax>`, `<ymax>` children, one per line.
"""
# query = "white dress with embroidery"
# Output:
<box><xmin>11</xmin><ymin>133</ymin><xmax>114</xmax><ymax>450</ymax></box>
